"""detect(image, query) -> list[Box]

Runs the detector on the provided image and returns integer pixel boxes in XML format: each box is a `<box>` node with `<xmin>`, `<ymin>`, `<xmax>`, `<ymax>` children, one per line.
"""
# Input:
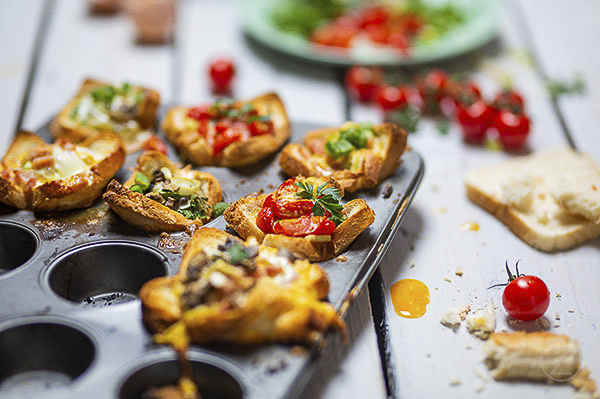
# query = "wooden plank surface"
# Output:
<box><xmin>350</xmin><ymin>1</ymin><xmax>600</xmax><ymax>397</ymax></box>
<box><xmin>0</xmin><ymin>0</ymin><xmax>46</xmax><ymax>154</ymax></box>
<box><xmin>518</xmin><ymin>0</ymin><xmax>600</xmax><ymax>161</ymax></box>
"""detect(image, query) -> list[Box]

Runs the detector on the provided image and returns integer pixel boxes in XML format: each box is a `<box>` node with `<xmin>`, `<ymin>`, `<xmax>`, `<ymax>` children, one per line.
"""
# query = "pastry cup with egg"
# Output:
<box><xmin>0</xmin><ymin>130</ymin><xmax>125</xmax><ymax>211</ymax></box>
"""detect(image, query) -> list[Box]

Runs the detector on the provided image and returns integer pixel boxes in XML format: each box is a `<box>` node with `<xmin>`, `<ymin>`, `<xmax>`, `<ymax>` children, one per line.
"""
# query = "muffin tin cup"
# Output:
<box><xmin>0</xmin><ymin>118</ymin><xmax>424</xmax><ymax>398</ymax></box>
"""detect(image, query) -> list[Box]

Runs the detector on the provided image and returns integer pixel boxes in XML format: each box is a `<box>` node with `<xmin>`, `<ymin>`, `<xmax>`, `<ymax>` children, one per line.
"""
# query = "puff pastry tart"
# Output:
<box><xmin>0</xmin><ymin>130</ymin><xmax>124</xmax><ymax>211</ymax></box>
<box><xmin>52</xmin><ymin>78</ymin><xmax>160</xmax><ymax>153</ymax></box>
<box><xmin>161</xmin><ymin>93</ymin><xmax>290</xmax><ymax>167</ymax></box>
<box><xmin>140</xmin><ymin>228</ymin><xmax>344</xmax><ymax>345</ymax></box>
<box><xmin>279</xmin><ymin>122</ymin><xmax>406</xmax><ymax>192</ymax></box>
<box><xmin>103</xmin><ymin>151</ymin><xmax>223</xmax><ymax>232</ymax></box>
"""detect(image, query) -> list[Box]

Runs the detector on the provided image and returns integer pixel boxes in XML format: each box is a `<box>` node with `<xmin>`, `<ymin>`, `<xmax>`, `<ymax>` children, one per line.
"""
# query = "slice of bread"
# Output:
<box><xmin>465</xmin><ymin>148</ymin><xmax>600</xmax><ymax>251</ymax></box>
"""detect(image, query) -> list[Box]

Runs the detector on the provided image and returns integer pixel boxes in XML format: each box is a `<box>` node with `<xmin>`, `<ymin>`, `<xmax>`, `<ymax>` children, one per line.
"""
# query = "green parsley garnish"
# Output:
<box><xmin>212</xmin><ymin>202</ymin><xmax>229</xmax><ymax>217</ymax></box>
<box><xmin>295</xmin><ymin>181</ymin><xmax>346</xmax><ymax>225</ymax></box>
<box><xmin>227</xmin><ymin>243</ymin><xmax>248</xmax><ymax>265</ymax></box>
<box><xmin>546</xmin><ymin>76</ymin><xmax>586</xmax><ymax>99</ymax></box>
<box><xmin>387</xmin><ymin>106</ymin><xmax>421</xmax><ymax>134</ymax></box>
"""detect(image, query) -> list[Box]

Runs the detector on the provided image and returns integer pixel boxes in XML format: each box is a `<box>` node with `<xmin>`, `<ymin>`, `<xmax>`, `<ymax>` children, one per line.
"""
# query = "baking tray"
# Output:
<box><xmin>0</xmin><ymin>113</ymin><xmax>424</xmax><ymax>398</ymax></box>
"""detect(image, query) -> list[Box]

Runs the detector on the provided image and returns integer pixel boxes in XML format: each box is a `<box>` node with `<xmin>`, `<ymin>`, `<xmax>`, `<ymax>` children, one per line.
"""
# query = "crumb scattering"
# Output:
<box><xmin>455</xmin><ymin>267</ymin><xmax>463</xmax><ymax>276</ymax></box>
<box><xmin>449</xmin><ymin>378</ymin><xmax>461</xmax><ymax>386</ymax></box>
<box><xmin>466</xmin><ymin>304</ymin><xmax>496</xmax><ymax>340</ymax></box>
<box><xmin>444</xmin><ymin>277</ymin><xmax>451</xmax><ymax>283</ymax></box>
<box><xmin>441</xmin><ymin>305</ymin><xmax>471</xmax><ymax>330</ymax></box>
<box><xmin>335</xmin><ymin>255</ymin><xmax>348</xmax><ymax>263</ymax></box>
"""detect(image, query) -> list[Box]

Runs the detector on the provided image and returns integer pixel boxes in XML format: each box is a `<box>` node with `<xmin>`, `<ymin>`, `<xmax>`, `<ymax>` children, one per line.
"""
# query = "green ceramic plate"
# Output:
<box><xmin>241</xmin><ymin>0</ymin><xmax>500</xmax><ymax>66</ymax></box>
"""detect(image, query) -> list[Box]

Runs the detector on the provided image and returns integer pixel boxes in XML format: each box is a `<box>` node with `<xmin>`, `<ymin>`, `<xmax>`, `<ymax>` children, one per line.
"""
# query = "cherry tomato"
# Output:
<box><xmin>400</xmin><ymin>14</ymin><xmax>424</xmax><ymax>36</ymax></box>
<box><xmin>416</xmin><ymin>69</ymin><xmax>448</xmax><ymax>113</ymax></box>
<box><xmin>345</xmin><ymin>66</ymin><xmax>383</xmax><ymax>102</ymax></box>
<box><xmin>273</xmin><ymin>215</ymin><xmax>335</xmax><ymax>237</ymax></box>
<box><xmin>455</xmin><ymin>100</ymin><xmax>494</xmax><ymax>141</ymax></box>
<box><xmin>365</xmin><ymin>24</ymin><xmax>390</xmax><ymax>44</ymax></box>
<box><xmin>359</xmin><ymin>6</ymin><xmax>389</xmax><ymax>28</ymax></box>
<box><xmin>375</xmin><ymin>85</ymin><xmax>407</xmax><ymax>111</ymax></box>
<box><xmin>387</xmin><ymin>31</ymin><xmax>410</xmax><ymax>53</ymax></box>
<box><xmin>494</xmin><ymin>110</ymin><xmax>531</xmax><ymax>151</ymax></box>
<box><xmin>263</xmin><ymin>193</ymin><xmax>276</xmax><ymax>209</ymax></box>
<box><xmin>143</xmin><ymin>136</ymin><xmax>168</xmax><ymax>155</ymax></box>
<box><xmin>451</xmin><ymin>80</ymin><xmax>482</xmax><ymax>106</ymax></box>
<box><xmin>256</xmin><ymin>207</ymin><xmax>276</xmax><ymax>234</ymax></box>
<box><xmin>187</xmin><ymin>105</ymin><xmax>212</xmax><ymax>120</ymax></box>
<box><xmin>273</xmin><ymin>179</ymin><xmax>314</xmax><ymax>219</ymax></box>
<box><xmin>492</xmin><ymin>89</ymin><xmax>525</xmax><ymax>114</ymax></box>
<box><xmin>503</xmin><ymin>275</ymin><xmax>550</xmax><ymax>321</ymax></box>
<box><xmin>212</xmin><ymin>127</ymin><xmax>242</xmax><ymax>155</ymax></box>
<box><xmin>248</xmin><ymin>120</ymin><xmax>274</xmax><ymax>136</ymax></box>
<box><xmin>209</xmin><ymin>58</ymin><xmax>235</xmax><ymax>93</ymax></box>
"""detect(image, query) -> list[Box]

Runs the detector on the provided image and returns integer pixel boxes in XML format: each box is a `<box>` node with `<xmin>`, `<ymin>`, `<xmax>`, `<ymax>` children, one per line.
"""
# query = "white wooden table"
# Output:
<box><xmin>0</xmin><ymin>1</ymin><xmax>598</xmax><ymax>398</ymax></box>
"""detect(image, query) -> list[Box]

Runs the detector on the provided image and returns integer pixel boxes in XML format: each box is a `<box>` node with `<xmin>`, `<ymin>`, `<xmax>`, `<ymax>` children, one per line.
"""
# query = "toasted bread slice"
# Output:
<box><xmin>483</xmin><ymin>331</ymin><xmax>580</xmax><ymax>382</ymax></box>
<box><xmin>0</xmin><ymin>130</ymin><xmax>125</xmax><ymax>211</ymax></box>
<box><xmin>161</xmin><ymin>92</ymin><xmax>290</xmax><ymax>167</ymax></box>
<box><xmin>103</xmin><ymin>151</ymin><xmax>222</xmax><ymax>232</ymax></box>
<box><xmin>52</xmin><ymin>78</ymin><xmax>160</xmax><ymax>153</ymax></box>
<box><xmin>465</xmin><ymin>148</ymin><xmax>600</xmax><ymax>251</ymax></box>
<box><xmin>139</xmin><ymin>228</ymin><xmax>344</xmax><ymax>344</ymax></box>
<box><xmin>279</xmin><ymin>122</ymin><xmax>406</xmax><ymax>192</ymax></box>
<box><xmin>224</xmin><ymin>176</ymin><xmax>375</xmax><ymax>261</ymax></box>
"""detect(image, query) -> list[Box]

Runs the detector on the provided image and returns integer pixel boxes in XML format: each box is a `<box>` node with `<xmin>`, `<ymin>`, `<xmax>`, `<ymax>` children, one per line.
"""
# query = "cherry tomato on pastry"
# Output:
<box><xmin>248</xmin><ymin>120</ymin><xmax>274</xmax><ymax>136</ymax></box>
<box><xmin>273</xmin><ymin>215</ymin><xmax>335</xmax><ymax>237</ymax></box>
<box><xmin>143</xmin><ymin>136</ymin><xmax>168</xmax><ymax>155</ymax></box>
<box><xmin>272</xmin><ymin>179</ymin><xmax>314</xmax><ymax>219</ymax></box>
<box><xmin>257</xmin><ymin>206</ymin><xmax>276</xmax><ymax>234</ymax></box>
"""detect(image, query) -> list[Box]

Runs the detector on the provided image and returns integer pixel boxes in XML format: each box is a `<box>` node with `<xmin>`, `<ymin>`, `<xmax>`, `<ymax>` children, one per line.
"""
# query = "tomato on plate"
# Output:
<box><xmin>256</xmin><ymin>206</ymin><xmax>276</xmax><ymax>234</ymax></box>
<box><xmin>493</xmin><ymin>110</ymin><xmax>531</xmax><ymax>151</ymax></box>
<box><xmin>143</xmin><ymin>136</ymin><xmax>168</xmax><ymax>155</ymax></box>
<box><xmin>455</xmin><ymin>99</ymin><xmax>494</xmax><ymax>141</ymax></box>
<box><xmin>345</xmin><ymin>66</ymin><xmax>384</xmax><ymax>102</ymax></box>
<box><xmin>375</xmin><ymin>85</ymin><xmax>407</xmax><ymax>111</ymax></box>
<box><xmin>359</xmin><ymin>6</ymin><xmax>389</xmax><ymax>28</ymax></box>
<box><xmin>273</xmin><ymin>179</ymin><xmax>314</xmax><ymax>219</ymax></box>
<box><xmin>248</xmin><ymin>120</ymin><xmax>274</xmax><ymax>136</ymax></box>
<box><xmin>209</xmin><ymin>58</ymin><xmax>235</xmax><ymax>93</ymax></box>
<box><xmin>273</xmin><ymin>215</ymin><xmax>335</xmax><ymax>237</ymax></box>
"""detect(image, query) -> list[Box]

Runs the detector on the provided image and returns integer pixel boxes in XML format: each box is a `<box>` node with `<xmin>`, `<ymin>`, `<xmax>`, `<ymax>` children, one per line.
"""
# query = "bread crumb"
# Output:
<box><xmin>541</xmin><ymin>318</ymin><xmax>550</xmax><ymax>329</ymax></box>
<box><xmin>382</xmin><ymin>184</ymin><xmax>393</xmax><ymax>198</ymax></box>
<box><xmin>444</xmin><ymin>277</ymin><xmax>451</xmax><ymax>283</ymax></box>
<box><xmin>570</xmin><ymin>367</ymin><xmax>598</xmax><ymax>394</ymax></box>
<box><xmin>449</xmin><ymin>378</ymin><xmax>461</xmax><ymax>386</ymax></box>
<box><xmin>290</xmin><ymin>346</ymin><xmax>307</xmax><ymax>356</ymax></box>
<box><xmin>556</xmin><ymin>292</ymin><xmax>562</xmax><ymax>299</ymax></box>
<box><xmin>466</xmin><ymin>345</ymin><xmax>473</xmax><ymax>350</ymax></box>
<box><xmin>569</xmin><ymin>309</ymin><xmax>575</xmax><ymax>313</ymax></box>
<box><xmin>434</xmin><ymin>207</ymin><xmax>448</xmax><ymax>213</ymax></box>
<box><xmin>553</xmin><ymin>324</ymin><xmax>561</xmax><ymax>328</ymax></box>
<box><xmin>460</xmin><ymin>222</ymin><xmax>480</xmax><ymax>231</ymax></box>
<box><xmin>409</xmin><ymin>260</ymin><xmax>415</xmax><ymax>268</ymax></box>
<box><xmin>455</xmin><ymin>267</ymin><xmax>463</xmax><ymax>276</ymax></box>
<box><xmin>440</xmin><ymin>305</ymin><xmax>471</xmax><ymax>330</ymax></box>
<box><xmin>555</xmin><ymin>313</ymin><xmax>561</xmax><ymax>320</ymax></box>
<box><xmin>466</xmin><ymin>304</ymin><xmax>496</xmax><ymax>340</ymax></box>
<box><xmin>335</xmin><ymin>255</ymin><xmax>348</xmax><ymax>263</ymax></box>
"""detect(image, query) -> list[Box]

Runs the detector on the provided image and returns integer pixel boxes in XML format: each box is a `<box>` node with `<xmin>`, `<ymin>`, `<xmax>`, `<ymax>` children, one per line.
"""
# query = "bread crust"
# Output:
<box><xmin>139</xmin><ymin>228</ymin><xmax>344</xmax><ymax>344</ymax></box>
<box><xmin>279</xmin><ymin>122</ymin><xmax>406</xmax><ymax>192</ymax></box>
<box><xmin>483</xmin><ymin>331</ymin><xmax>580</xmax><ymax>382</ymax></box>
<box><xmin>103</xmin><ymin>151</ymin><xmax>222</xmax><ymax>232</ymax></box>
<box><xmin>52</xmin><ymin>78</ymin><xmax>160</xmax><ymax>152</ymax></box>
<box><xmin>224</xmin><ymin>177</ymin><xmax>374</xmax><ymax>261</ymax></box>
<box><xmin>0</xmin><ymin>130</ymin><xmax>125</xmax><ymax>211</ymax></box>
<box><xmin>161</xmin><ymin>92</ymin><xmax>290</xmax><ymax>167</ymax></box>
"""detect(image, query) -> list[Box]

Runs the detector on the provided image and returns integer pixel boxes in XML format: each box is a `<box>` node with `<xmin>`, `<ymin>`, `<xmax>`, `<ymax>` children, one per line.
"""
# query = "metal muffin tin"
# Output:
<box><xmin>0</xmin><ymin>115</ymin><xmax>424</xmax><ymax>399</ymax></box>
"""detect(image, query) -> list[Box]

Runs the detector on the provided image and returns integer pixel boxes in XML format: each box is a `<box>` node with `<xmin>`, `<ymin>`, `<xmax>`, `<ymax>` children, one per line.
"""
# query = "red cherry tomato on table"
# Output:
<box><xmin>503</xmin><ymin>275</ymin><xmax>550</xmax><ymax>321</ymax></box>
<box><xmin>492</xmin><ymin>89</ymin><xmax>525</xmax><ymax>114</ymax></box>
<box><xmin>494</xmin><ymin>110</ymin><xmax>531</xmax><ymax>151</ymax></box>
<box><xmin>143</xmin><ymin>136</ymin><xmax>168</xmax><ymax>155</ymax></box>
<box><xmin>209</xmin><ymin>58</ymin><xmax>235</xmax><ymax>94</ymax></box>
<box><xmin>345</xmin><ymin>66</ymin><xmax>383</xmax><ymax>102</ymax></box>
<box><xmin>273</xmin><ymin>215</ymin><xmax>335</xmax><ymax>237</ymax></box>
<box><xmin>375</xmin><ymin>85</ymin><xmax>407</xmax><ymax>111</ymax></box>
<box><xmin>415</xmin><ymin>69</ymin><xmax>448</xmax><ymax>113</ymax></box>
<box><xmin>455</xmin><ymin>100</ymin><xmax>494</xmax><ymax>142</ymax></box>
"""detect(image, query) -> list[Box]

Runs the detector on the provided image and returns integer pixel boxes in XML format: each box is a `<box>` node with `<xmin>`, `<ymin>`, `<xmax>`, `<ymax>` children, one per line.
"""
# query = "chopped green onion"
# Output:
<box><xmin>134</xmin><ymin>172</ymin><xmax>150</xmax><ymax>191</ymax></box>
<box><xmin>212</xmin><ymin>202</ymin><xmax>229</xmax><ymax>217</ymax></box>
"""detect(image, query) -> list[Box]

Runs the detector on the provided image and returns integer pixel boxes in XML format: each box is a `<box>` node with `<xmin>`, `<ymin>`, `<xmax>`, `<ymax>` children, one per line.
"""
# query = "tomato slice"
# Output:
<box><xmin>257</xmin><ymin>207</ymin><xmax>276</xmax><ymax>234</ymax></box>
<box><xmin>248</xmin><ymin>120</ymin><xmax>274</xmax><ymax>136</ymax></box>
<box><xmin>273</xmin><ymin>179</ymin><xmax>314</xmax><ymax>219</ymax></box>
<box><xmin>212</xmin><ymin>127</ymin><xmax>243</xmax><ymax>155</ymax></box>
<box><xmin>143</xmin><ymin>136</ymin><xmax>168</xmax><ymax>155</ymax></box>
<box><xmin>273</xmin><ymin>215</ymin><xmax>335</xmax><ymax>237</ymax></box>
<box><xmin>187</xmin><ymin>105</ymin><xmax>212</xmax><ymax>120</ymax></box>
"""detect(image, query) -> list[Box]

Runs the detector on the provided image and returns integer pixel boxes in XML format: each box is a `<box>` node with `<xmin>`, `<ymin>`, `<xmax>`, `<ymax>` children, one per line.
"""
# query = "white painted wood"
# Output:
<box><xmin>350</xmin><ymin>2</ymin><xmax>600</xmax><ymax>398</ymax></box>
<box><xmin>0</xmin><ymin>0</ymin><xmax>45</xmax><ymax>154</ymax></box>
<box><xmin>22</xmin><ymin>0</ymin><xmax>172</xmax><ymax>130</ymax></box>
<box><xmin>176</xmin><ymin>0</ymin><xmax>345</xmax><ymax>126</ymax></box>
<box><xmin>518</xmin><ymin>0</ymin><xmax>600</xmax><ymax>162</ymax></box>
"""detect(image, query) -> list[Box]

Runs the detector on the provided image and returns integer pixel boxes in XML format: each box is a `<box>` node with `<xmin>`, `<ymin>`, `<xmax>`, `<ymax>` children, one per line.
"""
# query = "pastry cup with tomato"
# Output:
<box><xmin>161</xmin><ymin>92</ymin><xmax>290</xmax><ymax>167</ymax></box>
<box><xmin>140</xmin><ymin>227</ymin><xmax>344</xmax><ymax>344</ymax></box>
<box><xmin>279</xmin><ymin>122</ymin><xmax>406</xmax><ymax>192</ymax></box>
<box><xmin>103</xmin><ymin>151</ymin><xmax>224</xmax><ymax>233</ymax></box>
<box><xmin>224</xmin><ymin>176</ymin><xmax>375</xmax><ymax>262</ymax></box>
<box><xmin>0</xmin><ymin>130</ymin><xmax>125</xmax><ymax>211</ymax></box>
<box><xmin>52</xmin><ymin>78</ymin><xmax>161</xmax><ymax>153</ymax></box>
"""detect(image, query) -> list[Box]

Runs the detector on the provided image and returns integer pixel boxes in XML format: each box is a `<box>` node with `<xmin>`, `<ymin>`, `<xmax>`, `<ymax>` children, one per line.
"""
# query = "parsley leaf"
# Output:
<box><xmin>294</xmin><ymin>180</ymin><xmax>346</xmax><ymax>226</ymax></box>
<box><xmin>227</xmin><ymin>243</ymin><xmax>248</xmax><ymax>265</ymax></box>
